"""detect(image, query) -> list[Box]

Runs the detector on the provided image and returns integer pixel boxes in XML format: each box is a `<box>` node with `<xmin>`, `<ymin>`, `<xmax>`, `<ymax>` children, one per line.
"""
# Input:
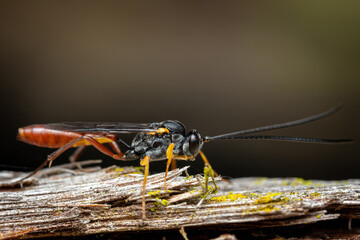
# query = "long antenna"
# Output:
<box><xmin>209</xmin><ymin>135</ymin><xmax>352</xmax><ymax>143</ymax></box>
<box><xmin>204</xmin><ymin>105</ymin><xmax>352</xmax><ymax>144</ymax></box>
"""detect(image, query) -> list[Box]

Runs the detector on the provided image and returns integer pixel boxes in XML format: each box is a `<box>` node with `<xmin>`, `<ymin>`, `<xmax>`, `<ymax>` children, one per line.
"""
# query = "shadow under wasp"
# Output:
<box><xmin>15</xmin><ymin>105</ymin><xmax>352</xmax><ymax>219</ymax></box>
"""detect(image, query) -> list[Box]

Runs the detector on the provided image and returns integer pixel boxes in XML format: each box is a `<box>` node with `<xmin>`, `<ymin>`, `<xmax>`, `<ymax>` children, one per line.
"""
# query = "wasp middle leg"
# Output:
<box><xmin>140</xmin><ymin>155</ymin><xmax>150</xmax><ymax>220</ymax></box>
<box><xmin>164</xmin><ymin>143</ymin><xmax>175</xmax><ymax>191</ymax></box>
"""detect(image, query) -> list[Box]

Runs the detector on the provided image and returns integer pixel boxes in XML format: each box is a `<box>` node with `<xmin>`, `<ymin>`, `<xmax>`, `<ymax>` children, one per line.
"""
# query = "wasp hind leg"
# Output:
<box><xmin>68</xmin><ymin>145</ymin><xmax>87</xmax><ymax>171</ymax></box>
<box><xmin>82</xmin><ymin>136</ymin><xmax>124</xmax><ymax>160</ymax></box>
<box><xmin>69</xmin><ymin>145</ymin><xmax>86</xmax><ymax>163</ymax></box>
<box><xmin>108</xmin><ymin>141</ymin><xmax>124</xmax><ymax>156</ymax></box>
<box><xmin>13</xmin><ymin>136</ymin><xmax>86</xmax><ymax>186</ymax></box>
<box><xmin>12</xmin><ymin>136</ymin><xmax>124</xmax><ymax>187</ymax></box>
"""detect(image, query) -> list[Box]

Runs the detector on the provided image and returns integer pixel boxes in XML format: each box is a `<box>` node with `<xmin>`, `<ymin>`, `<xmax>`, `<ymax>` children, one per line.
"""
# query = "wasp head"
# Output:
<box><xmin>182</xmin><ymin>129</ymin><xmax>203</xmax><ymax>160</ymax></box>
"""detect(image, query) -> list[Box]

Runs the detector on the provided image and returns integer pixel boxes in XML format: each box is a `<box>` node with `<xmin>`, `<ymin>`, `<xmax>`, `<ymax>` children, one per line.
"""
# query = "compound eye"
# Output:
<box><xmin>188</xmin><ymin>130</ymin><xmax>201</xmax><ymax>155</ymax></box>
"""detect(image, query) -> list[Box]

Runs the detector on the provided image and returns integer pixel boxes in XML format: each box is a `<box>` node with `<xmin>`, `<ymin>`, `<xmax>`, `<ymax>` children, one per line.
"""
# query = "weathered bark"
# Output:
<box><xmin>0</xmin><ymin>160</ymin><xmax>360</xmax><ymax>239</ymax></box>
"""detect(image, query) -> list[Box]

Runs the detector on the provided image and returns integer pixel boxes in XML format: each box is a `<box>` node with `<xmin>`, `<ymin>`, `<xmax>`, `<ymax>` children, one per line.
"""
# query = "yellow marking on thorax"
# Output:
<box><xmin>148</xmin><ymin>128</ymin><xmax>170</xmax><ymax>135</ymax></box>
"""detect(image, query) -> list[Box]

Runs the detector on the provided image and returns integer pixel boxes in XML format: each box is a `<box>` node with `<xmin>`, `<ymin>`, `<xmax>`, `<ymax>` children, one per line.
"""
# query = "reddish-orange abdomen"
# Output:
<box><xmin>17</xmin><ymin>125</ymin><xmax>83</xmax><ymax>148</ymax></box>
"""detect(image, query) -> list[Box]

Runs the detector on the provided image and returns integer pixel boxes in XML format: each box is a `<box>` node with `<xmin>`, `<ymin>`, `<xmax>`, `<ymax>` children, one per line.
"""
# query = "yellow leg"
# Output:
<box><xmin>140</xmin><ymin>156</ymin><xmax>150</xmax><ymax>220</ymax></box>
<box><xmin>164</xmin><ymin>143</ymin><xmax>175</xmax><ymax>191</ymax></box>
<box><xmin>199</xmin><ymin>150</ymin><xmax>230</xmax><ymax>184</ymax></box>
<box><xmin>199</xmin><ymin>151</ymin><xmax>219</xmax><ymax>177</ymax></box>
<box><xmin>204</xmin><ymin>163</ymin><xmax>218</xmax><ymax>194</ymax></box>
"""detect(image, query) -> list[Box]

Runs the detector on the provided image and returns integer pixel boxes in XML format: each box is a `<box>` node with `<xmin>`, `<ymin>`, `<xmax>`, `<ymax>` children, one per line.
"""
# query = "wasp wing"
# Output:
<box><xmin>44</xmin><ymin>122</ymin><xmax>158</xmax><ymax>134</ymax></box>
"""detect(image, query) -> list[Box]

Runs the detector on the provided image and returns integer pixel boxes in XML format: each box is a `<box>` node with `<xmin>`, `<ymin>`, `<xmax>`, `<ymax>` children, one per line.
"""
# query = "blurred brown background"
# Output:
<box><xmin>0</xmin><ymin>1</ymin><xmax>358</xmax><ymax>179</ymax></box>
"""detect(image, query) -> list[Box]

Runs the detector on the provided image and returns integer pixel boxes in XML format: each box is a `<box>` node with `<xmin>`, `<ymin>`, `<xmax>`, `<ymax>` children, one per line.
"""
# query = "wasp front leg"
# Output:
<box><xmin>203</xmin><ymin>163</ymin><xmax>218</xmax><ymax>194</ymax></box>
<box><xmin>199</xmin><ymin>151</ymin><xmax>220</xmax><ymax>177</ymax></box>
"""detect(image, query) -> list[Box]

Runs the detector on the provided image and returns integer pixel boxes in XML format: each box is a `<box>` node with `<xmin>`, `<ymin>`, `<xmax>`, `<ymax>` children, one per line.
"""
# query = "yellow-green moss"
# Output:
<box><xmin>114</xmin><ymin>167</ymin><xmax>124</xmax><ymax>172</ymax></box>
<box><xmin>210</xmin><ymin>193</ymin><xmax>249</xmax><ymax>202</ymax></box>
<box><xmin>185</xmin><ymin>175</ymin><xmax>193</xmax><ymax>180</ymax></box>
<box><xmin>310</xmin><ymin>192</ymin><xmax>321</xmax><ymax>197</ymax></box>
<box><xmin>153</xmin><ymin>197</ymin><xmax>169</xmax><ymax>206</ymax></box>
<box><xmin>161</xmin><ymin>199</ymin><xmax>169</xmax><ymax>206</ymax></box>
<box><xmin>254</xmin><ymin>192</ymin><xmax>289</xmax><ymax>204</ymax></box>
<box><xmin>148</xmin><ymin>190</ymin><xmax>161</xmax><ymax>197</ymax></box>
<box><xmin>255</xmin><ymin>205</ymin><xmax>280</xmax><ymax>213</ymax></box>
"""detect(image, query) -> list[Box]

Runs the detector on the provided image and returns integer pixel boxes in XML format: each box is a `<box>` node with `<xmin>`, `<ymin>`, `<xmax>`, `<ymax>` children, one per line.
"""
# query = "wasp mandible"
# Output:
<box><xmin>16</xmin><ymin>105</ymin><xmax>352</xmax><ymax>219</ymax></box>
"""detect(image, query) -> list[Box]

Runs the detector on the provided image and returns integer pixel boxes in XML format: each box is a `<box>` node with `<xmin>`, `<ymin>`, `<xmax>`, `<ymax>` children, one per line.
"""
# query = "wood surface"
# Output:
<box><xmin>0</xmin><ymin>160</ymin><xmax>359</xmax><ymax>239</ymax></box>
